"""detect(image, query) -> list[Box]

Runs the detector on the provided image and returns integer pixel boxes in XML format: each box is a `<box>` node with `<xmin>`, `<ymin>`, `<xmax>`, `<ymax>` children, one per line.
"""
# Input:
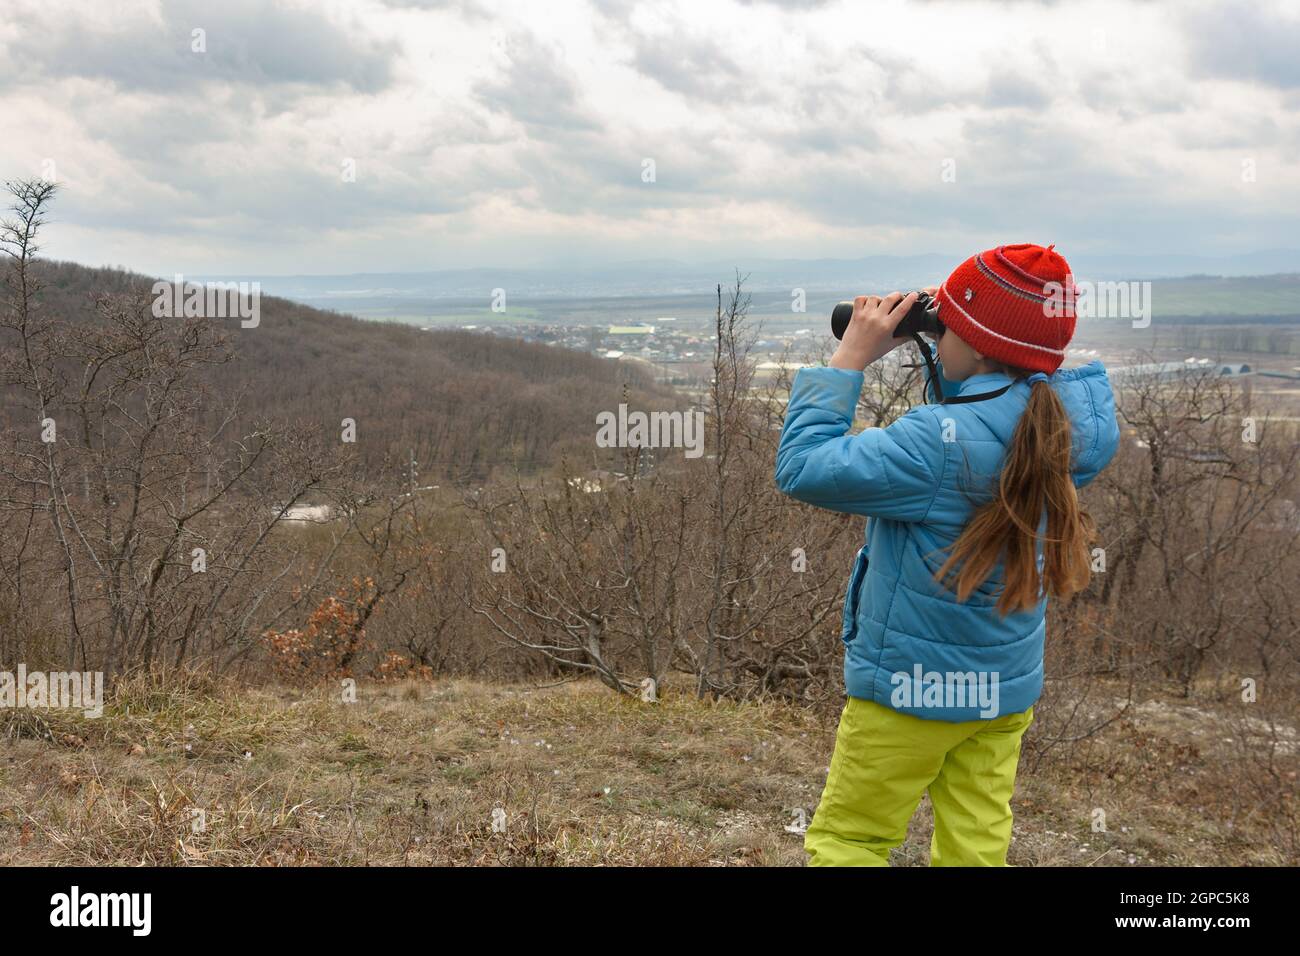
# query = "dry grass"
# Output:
<box><xmin>1</xmin><ymin>673</ymin><xmax>1294</xmax><ymax>866</ymax></box>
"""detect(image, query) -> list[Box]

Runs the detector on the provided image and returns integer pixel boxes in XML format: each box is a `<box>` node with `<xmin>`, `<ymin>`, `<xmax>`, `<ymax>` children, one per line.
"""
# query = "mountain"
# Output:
<box><xmin>190</xmin><ymin>251</ymin><xmax>1300</xmax><ymax>306</ymax></box>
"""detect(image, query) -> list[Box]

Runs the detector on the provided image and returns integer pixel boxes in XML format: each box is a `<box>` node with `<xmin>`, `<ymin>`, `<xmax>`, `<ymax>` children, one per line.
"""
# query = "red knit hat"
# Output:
<box><xmin>936</xmin><ymin>243</ymin><xmax>1076</xmax><ymax>374</ymax></box>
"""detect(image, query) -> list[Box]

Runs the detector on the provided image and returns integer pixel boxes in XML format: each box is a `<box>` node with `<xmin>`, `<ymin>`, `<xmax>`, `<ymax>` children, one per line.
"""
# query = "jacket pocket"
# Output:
<box><xmin>840</xmin><ymin>547</ymin><xmax>869</xmax><ymax>645</ymax></box>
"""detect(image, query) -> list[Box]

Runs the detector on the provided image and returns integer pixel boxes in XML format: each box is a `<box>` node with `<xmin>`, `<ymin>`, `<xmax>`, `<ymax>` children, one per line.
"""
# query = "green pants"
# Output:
<box><xmin>805</xmin><ymin>695</ymin><xmax>1034</xmax><ymax>866</ymax></box>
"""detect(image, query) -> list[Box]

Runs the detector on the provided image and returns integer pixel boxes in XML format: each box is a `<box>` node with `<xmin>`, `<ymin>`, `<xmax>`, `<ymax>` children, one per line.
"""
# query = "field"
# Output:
<box><xmin>1116</xmin><ymin>274</ymin><xmax>1300</xmax><ymax>318</ymax></box>
<box><xmin>285</xmin><ymin>275</ymin><xmax>1300</xmax><ymax>335</ymax></box>
<box><xmin>2</xmin><ymin>675</ymin><xmax>1293</xmax><ymax>866</ymax></box>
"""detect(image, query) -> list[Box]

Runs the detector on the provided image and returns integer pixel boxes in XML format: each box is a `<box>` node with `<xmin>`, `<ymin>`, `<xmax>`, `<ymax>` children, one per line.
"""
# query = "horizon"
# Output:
<box><xmin>46</xmin><ymin>249</ymin><xmax>1300</xmax><ymax>287</ymax></box>
<box><xmin>41</xmin><ymin>247</ymin><xmax>1300</xmax><ymax>324</ymax></box>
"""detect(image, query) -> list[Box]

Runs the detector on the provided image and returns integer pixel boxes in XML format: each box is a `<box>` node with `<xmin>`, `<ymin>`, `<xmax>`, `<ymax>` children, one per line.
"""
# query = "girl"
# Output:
<box><xmin>775</xmin><ymin>243</ymin><xmax>1119</xmax><ymax>866</ymax></box>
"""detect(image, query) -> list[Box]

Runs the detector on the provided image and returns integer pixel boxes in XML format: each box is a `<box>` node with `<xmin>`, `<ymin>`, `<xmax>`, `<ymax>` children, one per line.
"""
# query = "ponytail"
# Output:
<box><xmin>936</xmin><ymin>376</ymin><xmax>1096</xmax><ymax>615</ymax></box>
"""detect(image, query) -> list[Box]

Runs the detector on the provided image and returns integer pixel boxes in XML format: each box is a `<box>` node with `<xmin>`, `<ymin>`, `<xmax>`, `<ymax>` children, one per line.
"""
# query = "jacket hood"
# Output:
<box><xmin>944</xmin><ymin>359</ymin><xmax>1120</xmax><ymax>488</ymax></box>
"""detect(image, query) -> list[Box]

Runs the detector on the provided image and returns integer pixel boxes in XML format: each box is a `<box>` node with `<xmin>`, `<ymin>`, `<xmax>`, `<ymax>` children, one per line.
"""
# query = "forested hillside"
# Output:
<box><xmin>22</xmin><ymin>260</ymin><xmax>672</xmax><ymax>482</ymax></box>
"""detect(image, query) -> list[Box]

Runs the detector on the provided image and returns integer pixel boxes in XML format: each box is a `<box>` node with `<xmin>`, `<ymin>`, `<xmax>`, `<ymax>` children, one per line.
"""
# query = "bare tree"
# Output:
<box><xmin>1093</xmin><ymin>359</ymin><xmax>1299</xmax><ymax>694</ymax></box>
<box><xmin>0</xmin><ymin>179</ymin><xmax>388</xmax><ymax>677</ymax></box>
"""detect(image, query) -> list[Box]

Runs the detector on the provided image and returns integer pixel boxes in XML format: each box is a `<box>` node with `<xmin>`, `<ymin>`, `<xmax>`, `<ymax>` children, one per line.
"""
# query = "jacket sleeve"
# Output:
<box><xmin>775</xmin><ymin>366</ymin><xmax>946</xmax><ymax>521</ymax></box>
<box><xmin>1070</xmin><ymin>365</ymin><xmax>1122</xmax><ymax>489</ymax></box>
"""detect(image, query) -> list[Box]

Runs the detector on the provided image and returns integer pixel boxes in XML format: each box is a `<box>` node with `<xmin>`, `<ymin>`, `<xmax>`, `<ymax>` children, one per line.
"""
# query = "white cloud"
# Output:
<box><xmin>0</xmin><ymin>0</ymin><xmax>1296</xmax><ymax>275</ymax></box>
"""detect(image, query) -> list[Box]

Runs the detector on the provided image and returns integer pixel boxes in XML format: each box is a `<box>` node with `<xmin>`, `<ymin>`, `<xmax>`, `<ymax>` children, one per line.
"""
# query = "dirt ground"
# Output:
<box><xmin>1</xmin><ymin>674</ymin><xmax>1295</xmax><ymax>866</ymax></box>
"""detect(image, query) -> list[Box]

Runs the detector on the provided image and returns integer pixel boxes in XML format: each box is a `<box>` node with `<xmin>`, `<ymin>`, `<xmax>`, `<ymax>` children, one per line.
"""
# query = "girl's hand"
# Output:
<box><xmin>829</xmin><ymin>291</ymin><xmax>918</xmax><ymax>371</ymax></box>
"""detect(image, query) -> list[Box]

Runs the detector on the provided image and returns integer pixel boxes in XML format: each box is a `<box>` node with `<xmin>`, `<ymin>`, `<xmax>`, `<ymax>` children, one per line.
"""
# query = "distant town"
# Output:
<box><xmin>420</xmin><ymin>316</ymin><xmax>1218</xmax><ymax>390</ymax></box>
<box><xmin>426</xmin><ymin>318</ymin><xmax>819</xmax><ymax>387</ymax></box>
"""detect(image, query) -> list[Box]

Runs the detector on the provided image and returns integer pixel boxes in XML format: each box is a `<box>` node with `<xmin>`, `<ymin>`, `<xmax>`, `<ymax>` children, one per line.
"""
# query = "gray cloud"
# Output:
<box><xmin>0</xmin><ymin>0</ymin><xmax>396</xmax><ymax>94</ymax></box>
<box><xmin>1185</xmin><ymin>1</ymin><xmax>1300</xmax><ymax>89</ymax></box>
<box><xmin>377</xmin><ymin>0</ymin><xmax>490</xmax><ymax>12</ymax></box>
<box><xmin>473</xmin><ymin>33</ymin><xmax>603</xmax><ymax>136</ymax></box>
<box><xmin>984</xmin><ymin>70</ymin><xmax>1053</xmax><ymax>110</ymax></box>
<box><xmin>629</xmin><ymin>32</ymin><xmax>753</xmax><ymax>103</ymax></box>
<box><xmin>736</xmin><ymin>0</ymin><xmax>837</xmax><ymax>7</ymax></box>
<box><xmin>1</xmin><ymin>0</ymin><xmax>1295</xmax><ymax>275</ymax></box>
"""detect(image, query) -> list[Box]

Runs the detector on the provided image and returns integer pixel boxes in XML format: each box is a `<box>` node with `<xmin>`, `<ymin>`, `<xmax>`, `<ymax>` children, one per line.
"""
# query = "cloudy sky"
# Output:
<box><xmin>2</xmin><ymin>0</ymin><xmax>1297</xmax><ymax>276</ymax></box>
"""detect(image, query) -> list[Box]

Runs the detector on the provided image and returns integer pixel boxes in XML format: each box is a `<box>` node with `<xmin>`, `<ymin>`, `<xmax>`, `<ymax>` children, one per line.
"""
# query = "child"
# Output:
<box><xmin>775</xmin><ymin>243</ymin><xmax>1119</xmax><ymax>866</ymax></box>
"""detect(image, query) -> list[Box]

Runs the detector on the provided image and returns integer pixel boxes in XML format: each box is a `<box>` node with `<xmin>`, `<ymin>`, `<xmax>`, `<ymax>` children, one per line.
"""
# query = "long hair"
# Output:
<box><xmin>936</xmin><ymin>372</ymin><xmax>1096</xmax><ymax>616</ymax></box>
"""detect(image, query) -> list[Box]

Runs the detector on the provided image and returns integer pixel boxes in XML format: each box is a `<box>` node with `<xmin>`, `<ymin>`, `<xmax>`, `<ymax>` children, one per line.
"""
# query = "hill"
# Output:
<box><xmin>21</xmin><ymin>260</ymin><xmax>676</xmax><ymax>482</ymax></box>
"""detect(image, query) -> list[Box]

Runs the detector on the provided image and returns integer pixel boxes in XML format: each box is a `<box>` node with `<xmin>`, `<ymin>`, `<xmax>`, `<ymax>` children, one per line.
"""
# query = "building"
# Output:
<box><xmin>1110</xmin><ymin>361</ymin><xmax>1254</xmax><ymax>384</ymax></box>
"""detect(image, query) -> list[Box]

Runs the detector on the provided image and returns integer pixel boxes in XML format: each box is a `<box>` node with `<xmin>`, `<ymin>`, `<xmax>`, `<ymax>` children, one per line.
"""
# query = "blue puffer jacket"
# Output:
<box><xmin>775</xmin><ymin>350</ymin><xmax>1119</xmax><ymax>721</ymax></box>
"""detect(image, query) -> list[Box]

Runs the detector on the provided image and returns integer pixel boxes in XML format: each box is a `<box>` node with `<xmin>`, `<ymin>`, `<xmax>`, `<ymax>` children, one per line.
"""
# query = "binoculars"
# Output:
<box><xmin>831</xmin><ymin>291</ymin><xmax>943</xmax><ymax>341</ymax></box>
